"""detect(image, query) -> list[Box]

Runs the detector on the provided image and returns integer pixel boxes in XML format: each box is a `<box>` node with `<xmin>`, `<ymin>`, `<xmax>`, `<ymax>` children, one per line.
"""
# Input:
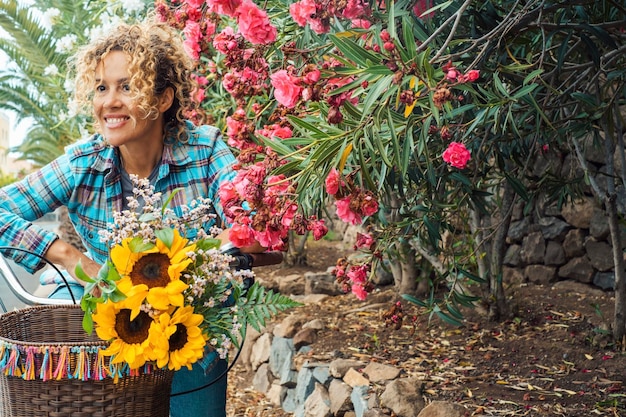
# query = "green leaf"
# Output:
<box><xmin>402</xmin><ymin>293</ymin><xmax>427</xmax><ymax>307</ymax></box>
<box><xmin>361</xmin><ymin>75</ymin><xmax>393</xmax><ymax>118</ymax></box>
<box><xmin>75</xmin><ymin>261</ymin><xmax>95</xmax><ymax>283</ymax></box>
<box><xmin>155</xmin><ymin>227</ymin><xmax>175</xmax><ymax>248</ymax></box>
<box><xmin>457</xmin><ymin>267</ymin><xmax>485</xmax><ymax>283</ymax></box>
<box><xmin>329</xmin><ymin>34</ymin><xmax>381</xmax><ymax>67</ymax></box>
<box><xmin>128</xmin><ymin>236</ymin><xmax>155</xmax><ymax>253</ymax></box>
<box><xmin>82</xmin><ymin>313</ymin><xmax>94</xmax><ymax>335</ymax></box>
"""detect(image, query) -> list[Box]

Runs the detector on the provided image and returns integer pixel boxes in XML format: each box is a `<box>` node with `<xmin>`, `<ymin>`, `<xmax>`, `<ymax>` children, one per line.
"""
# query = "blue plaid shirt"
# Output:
<box><xmin>0</xmin><ymin>123</ymin><xmax>236</xmax><ymax>273</ymax></box>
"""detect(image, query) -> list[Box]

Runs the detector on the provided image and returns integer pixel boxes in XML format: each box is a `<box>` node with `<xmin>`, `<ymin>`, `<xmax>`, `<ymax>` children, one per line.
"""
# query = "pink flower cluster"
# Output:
<box><xmin>206</xmin><ymin>0</ymin><xmax>277</xmax><ymax>44</ymax></box>
<box><xmin>442</xmin><ymin>141</ymin><xmax>471</xmax><ymax>169</ymax></box>
<box><xmin>442</xmin><ymin>61</ymin><xmax>480</xmax><ymax>84</ymax></box>
<box><xmin>219</xmin><ymin>156</ymin><xmax>328</xmax><ymax>250</ymax></box>
<box><xmin>334</xmin><ymin>258</ymin><xmax>373</xmax><ymax>300</ymax></box>
<box><xmin>289</xmin><ymin>0</ymin><xmax>372</xmax><ymax>34</ymax></box>
<box><xmin>325</xmin><ymin>168</ymin><xmax>379</xmax><ymax>225</ymax></box>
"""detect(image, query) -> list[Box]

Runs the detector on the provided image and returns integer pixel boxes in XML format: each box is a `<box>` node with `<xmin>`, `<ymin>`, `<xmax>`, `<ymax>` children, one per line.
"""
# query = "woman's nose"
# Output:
<box><xmin>103</xmin><ymin>89</ymin><xmax>123</xmax><ymax>108</ymax></box>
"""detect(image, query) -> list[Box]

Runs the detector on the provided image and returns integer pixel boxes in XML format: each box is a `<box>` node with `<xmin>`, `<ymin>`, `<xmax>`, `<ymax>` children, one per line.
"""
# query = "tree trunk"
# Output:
<box><xmin>389</xmin><ymin>240</ymin><xmax>420</xmax><ymax>295</ymax></box>
<box><xmin>284</xmin><ymin>230</ymin><xmax>308</xmax><ymax>266</ymax></box>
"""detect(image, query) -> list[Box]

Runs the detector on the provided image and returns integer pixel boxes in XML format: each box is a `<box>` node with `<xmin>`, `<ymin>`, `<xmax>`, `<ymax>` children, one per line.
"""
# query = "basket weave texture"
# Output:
<box><xmin>0</xmin><ymin>305</ymin><xmax>174</xmax><ymax>417</ymax></box>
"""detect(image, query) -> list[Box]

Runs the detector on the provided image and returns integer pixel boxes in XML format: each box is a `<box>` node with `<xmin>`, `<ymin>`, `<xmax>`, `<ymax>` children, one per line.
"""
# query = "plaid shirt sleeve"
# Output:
<box><xmin>0</xmin><ymin>155</ymin><xmax>74</xmax><ymax>272</ymax></box>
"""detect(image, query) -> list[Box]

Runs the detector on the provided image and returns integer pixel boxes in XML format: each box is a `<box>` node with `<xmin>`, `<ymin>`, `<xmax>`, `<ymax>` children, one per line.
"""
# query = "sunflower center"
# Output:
<box><xmin>130</xmin><ymin>253</ymin><xmax>171</xmax><ymax>288</ymax></box>
<box><xmin>115</xmin><ymin>309</ymin><xmax>151</xmax><ymax>344</ymax></box>
<box><xmin>169</xmin><ymin>324</ymin><xmax>188</xmax><ymax>352</ymax></box>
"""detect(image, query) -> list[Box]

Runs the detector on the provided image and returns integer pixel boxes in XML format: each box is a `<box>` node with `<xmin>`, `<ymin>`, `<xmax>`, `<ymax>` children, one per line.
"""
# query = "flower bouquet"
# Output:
<box><xmin>77</xmin><ymin>176</ymin><xmax>299</xmax><ymax>374</ymax></box>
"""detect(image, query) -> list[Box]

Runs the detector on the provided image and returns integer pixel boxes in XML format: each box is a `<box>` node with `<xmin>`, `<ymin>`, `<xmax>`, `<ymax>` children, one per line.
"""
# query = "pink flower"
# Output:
<box><xmin>325</xmin><ymin>167</ymin><xmax>343</xmax><ymax>195</ymax></box>
<box><xmin>266</xmin><ymin>174</ymin><xmax>290</xmax><ymax>196</ymax></box>
<box><xmin>303</xmin><ymin>69</ymin><xmax>321</xmax><ymax>85</ymax></box>
<box><xmin>237</xmin><ymin>0</ymin><xmax>277</xmax><ymax>45</ymax></box>
<box><xmin>270</xmin><ymin>70</ymin><xmax>303</xmax><ymax>108</ymax></box>
<box><xmin>445</xmin><ymin>68</ymin><xmax>460</xmax><ymax>82</ymax></box>
<box><xmin>229</xmin><ymin>223</ymin><xmax>257</xmax><ymax>247</ymax></box>
<box><xmin>253</xmin><ymin>227</ymin><xmax>283</xmax><ymax>248</ymax></box>
<box><xmin>218</xmin><ymin>182</ymin><xmax>240</xmax><ymax>204</ymax></box>
<box><xmin>185</xmin><ymin>0</ymin><xmax>206</xmax><ymax>8</ymax></box>
<box><xmin>309</xmin><ymin>219</ymin><xmax>328</xmax><ymax>240</ymax></box>
<box><xmin>207</xmin><ymin>0</ymin><xmax>242</xmax><ymax>17</ymax></box>
<box><xmin>360</xmin><ymin>194</ymin><xmax>378</xmax><ymax>216</ymax></box>
<box><xmin>351</xmin><ymin>283</ymin><xmax>368</xmax><ymax>300</ymax></box>
<box><xmin>351</xmin><ymin>19</ymin><xmax>371</xmax><ymax>29</ymax></box>
<box><xmin>355</xmin><ymin>232</ymin><xmax>374</xmax><ymax>250</ymax></box>
<box><xmin>412</xmin><ymin>0</ymin><xmax>434</xmax><ymax>20</ymax></box>
<box><xmin>335</xmin><ymin>196</ymin><xmax>362</xmax><ymax>225</ymax></box>
<box><xmin>342</xmin><ymin>0</ymin><xmax>370</xmax><ymax>19</ymax></box>
<box><xmin>465</xmin><ymin>69</ymin><xmax>480</xmax><ymax>82</ymax></box>
<box><xmin>289</xmin><ymin>0</ymin><xmax>316</xmax><ymax>27</ymax></box>
<box><xmin>281</xmin><ymin>203</ymin><xmax>299</xmax><ymax>228</ymax></box>
<box><xmin>442</xmin><ymin>142</ymin><xmax>471</xmax><ymax>169</ymax></box>
<box><xmin>183</xmin><ymin>20</ymin><xmax>202</xmax><ymax>59</ymax></box>
<box><xmin>213</xmin><ymin>27</ymin><xmax>237</xmax><ymax>54</ymax></box>
<box><xmin>347</xmin><ymin>264</ymin><xmax>368</xmax><ymax>284</ymax></box>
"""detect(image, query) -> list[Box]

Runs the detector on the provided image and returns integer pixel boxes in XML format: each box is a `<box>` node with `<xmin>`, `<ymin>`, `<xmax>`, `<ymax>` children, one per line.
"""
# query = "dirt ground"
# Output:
<box><xmin>226</xmin><ymin>241</ymin><xmax>626</xmax><ymax>417</ymax></box>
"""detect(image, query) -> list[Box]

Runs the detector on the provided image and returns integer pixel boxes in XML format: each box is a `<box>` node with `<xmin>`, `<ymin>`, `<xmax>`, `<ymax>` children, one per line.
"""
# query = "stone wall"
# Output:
<box><xmin>503</xmin><ymin>140</ymin><xmax>626</xmax><ymax>291</ymax></box>
<box><xmin>238</xmin><ymin>290</ymin><xmax>467</xmax><ymax>417</ymax></box>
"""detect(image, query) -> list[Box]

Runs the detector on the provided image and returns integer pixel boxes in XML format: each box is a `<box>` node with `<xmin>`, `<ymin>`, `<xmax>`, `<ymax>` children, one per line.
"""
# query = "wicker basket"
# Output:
<box><xmin>0</xmin><ymin>305</ymin><xmax>174</xmax><ymax>417</ymax></box>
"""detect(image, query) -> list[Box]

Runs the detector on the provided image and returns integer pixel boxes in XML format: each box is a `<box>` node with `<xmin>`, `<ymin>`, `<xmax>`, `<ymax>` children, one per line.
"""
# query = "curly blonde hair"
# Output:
<box><xmin>70</xmin><ymin>19</ymin><xmax>199</xmax><ymax>144</ymax></box>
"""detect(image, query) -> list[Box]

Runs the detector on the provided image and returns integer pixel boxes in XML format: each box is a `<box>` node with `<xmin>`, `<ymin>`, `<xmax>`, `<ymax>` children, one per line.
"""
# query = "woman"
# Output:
<box><xmin>0</xmin><ymin>18</ymin><xmax>259</xmax><ymax>417</ymax></box>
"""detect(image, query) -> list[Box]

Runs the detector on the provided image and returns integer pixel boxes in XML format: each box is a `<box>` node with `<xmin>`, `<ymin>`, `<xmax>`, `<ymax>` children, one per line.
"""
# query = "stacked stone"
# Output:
<box><xmin>503</xmin><ymin>136</ymin><xmax>626</xmax><ymax>290</ymax></box>
<box><xmin>238</xmin><ymin>299</ymin><xmax>466</xmax><ymax>417</ymax></box>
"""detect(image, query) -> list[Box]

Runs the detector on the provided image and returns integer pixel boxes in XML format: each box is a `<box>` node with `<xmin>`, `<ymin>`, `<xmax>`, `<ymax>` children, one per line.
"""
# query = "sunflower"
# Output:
<box><xmin>150</xmin><ymin>306</ymin><xmax>207</xmax><ymax>371</ymax></box>
<box><xmin>112</xmin><ymin>229</ymin><xmax>195</xmax><ymax>311</ymax></box>
<box><xmin>92</xmin><ymin>295</ymin><xmax>165</xmax><ymax>369</ymax></box>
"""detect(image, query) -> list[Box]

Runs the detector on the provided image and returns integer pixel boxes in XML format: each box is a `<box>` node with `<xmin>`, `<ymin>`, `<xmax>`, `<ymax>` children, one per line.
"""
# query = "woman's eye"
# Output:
<box><xmin>96</xmin><ymin>84</ymin><xmax>106</xmax><ymax>93</ymax></box>
<box><xmin>122</xmin><ymin>84</ymin><xmax>131</xmax><ymax>92</ymax></box>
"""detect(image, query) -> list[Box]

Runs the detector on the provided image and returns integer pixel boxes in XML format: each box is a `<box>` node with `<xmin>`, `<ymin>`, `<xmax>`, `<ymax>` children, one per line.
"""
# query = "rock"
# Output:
<box><xmin>351</xmin><ymin>385</ymin><xmax>370</xmax><ymax>417</ymax></box>
<box><xmin>329</xmin><ymin>359</ymin><xmax>366</xmax><ymax>378</ymax></box>
<box><xmin>305</xmin><ymin>271</ymin><xmax>343</xmax><ymax>295</ymax></box>
<box><xmin>344</xmin><ymin>367</ymin><xmax>370</xmax><ymax>387</ymax></box>
<box><xmin>558</xmin><ymin>256</ymin><xmax>594</xmax><ymax>283</ymax></box>
<box><xmin>239</xmin><ymin>325</ymin><xmax>262</xmax><ymax>371</ymax></box>
<box><xmin>508</xmin><ymin>218</ymin><xmax>530</xmax><ymax>243</ymax></box>
<box><xmin>544</xmin><ymin>241</ymin><xmax>566</xmax><ymax>266</ymax></box>
<box><xmin>279</xmin><ymin>274</ymin><xmax>306</xmax><ymax>295</ymax></box>
<box><xmin>266</xmin><ymin>382</ymin><xmax>287</xmax><ymax>406</ymax></box>
<box><xmin>293</xmin><ymin>327</ymin><xmax>318</xmax><ymax>350</ymax></box>
<box><xmin>250</xmin><ymin>332</ymin><xmax>272</xmax><ymax>371</ymax></box>
<box><xmin>274</xmin><ymin>313</ymin><xmax>306</xmax><ymax>338</ymax></box>
<box><xmin>303</xmin><ymin>318</ymin><xmax>325</xmax><ymax>330</ymax></box>
<box><xmin>561</xmin><ymin>196</ymin><xmax>596</xmax><ymax>228</ymax></box>
<box><xmin>380</xmin><ymin>378</ymin><xmax>425</xmax><ymax>417</ymax></box>
<box><xmin>584</xmin><ymin>238</ymin><xmax>614</xmax><ymax>272</ymax></box>
<box><xmin>562</xmin><ymin>229</ymin><xmax>586</xmax><ymax>258</ymax></box>
<box><xmin>503</xmin><ymin>244</ymin><xmax>521</xmax><ymax>266</ymax></box>
<box><xmin>252</xmin><ymin>363</ymin><xmax>274</xmax><ymax>393</ymax></box>
<box><xmin>303</xmin><ymin>383</ymin><xmax>332</xmax><ymax>417</ymax></box>
<box><xmin>503</xmin><ymin>266</ymin><xmax>526</xmax><ymax>284</ymax></box>
<box><xmin>520</xmin><ymin>232</ymin><xmax>545</xmax><ymax>264</ymax></box>
<box><xmin>417</xmin><ymin>401</ymin><xmax>467</xmax><ymax>417</ymax></box>
<box><xmin>269</xmin><ymin>336</ymin><xmax>297</xmax><ymax>386</ymax></box>
<box><xmin>593</xmin><ymin>271</ymin><xmax>615</xmax><ymax>290</ymax></box>
<box><xmin>362</xmin><ymin>362</ymin><xmax>401</xmax><ymax>383</ymax></box>
<box><xmin>524</xmin><ymin>265</ymin><xmax>556</xmax><ymax>285</ymax></box>
<box><xmin>590</xmin><ymin>208</ymin><xmax>610</xmax><ymax>239</ymax></box>
<box><xmin>329</xmin><ymin>379</ymin><xmax>353</xmax><ymax>415</ymax></box>
<box><xmin>538</xmin><ymin>216</ymin><xmax>570</xmax><ymax>240</ymax></box>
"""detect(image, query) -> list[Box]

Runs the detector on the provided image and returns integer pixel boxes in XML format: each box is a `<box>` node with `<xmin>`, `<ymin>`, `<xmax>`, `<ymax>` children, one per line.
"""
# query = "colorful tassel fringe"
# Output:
<box><xmin>0</xmin><ymin>341</ymin><xmax>156</xmax><ymax>382</ymax></box>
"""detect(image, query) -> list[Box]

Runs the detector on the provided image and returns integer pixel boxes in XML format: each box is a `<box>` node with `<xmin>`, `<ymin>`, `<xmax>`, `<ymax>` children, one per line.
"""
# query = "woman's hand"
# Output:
<box><xmin>44</xmin><ymin>239</ymin><xmax>101</xmax><ymax>288</ymax></box>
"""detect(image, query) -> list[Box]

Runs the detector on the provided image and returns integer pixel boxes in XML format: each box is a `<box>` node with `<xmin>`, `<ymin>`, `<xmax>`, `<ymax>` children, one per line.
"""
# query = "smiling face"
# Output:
<box><xmin>93</xmin><ymin>50</ymin><xmax>172</xmax><ymax>150</ymax></box>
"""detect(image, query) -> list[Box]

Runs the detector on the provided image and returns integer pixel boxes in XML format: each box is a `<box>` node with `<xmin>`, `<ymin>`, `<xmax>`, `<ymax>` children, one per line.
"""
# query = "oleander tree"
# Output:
<box><xmin>157</xmin><ymin>0</ymin><xmax>626</xmax><ymax>334</ymax></box>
